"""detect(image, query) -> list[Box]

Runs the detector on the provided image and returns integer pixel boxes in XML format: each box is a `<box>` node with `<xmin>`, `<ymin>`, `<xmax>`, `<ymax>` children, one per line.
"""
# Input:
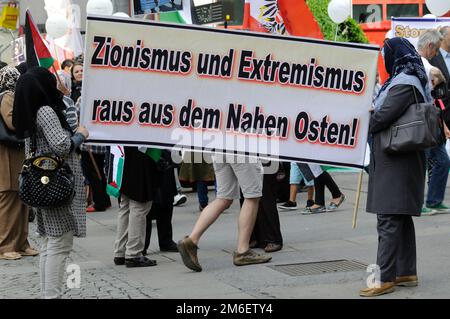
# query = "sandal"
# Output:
<box><xmin>309</xmin><ymin>205</ymin><xmax>327</xmax><ymax>214</ymax></box>
<box><xmin>19</xmin><ymin>247</ymin><xmax>39</xmax><ymax>256</ymax></box>
<box><xmin>0</xmin><ymin>252</ymin><xmax>22</xmax><ymax>260</ymax></box>
<box><xmin>328</xmin><ymin>194</ymin><xmax>346</xmax><ymax>211</ymax></box>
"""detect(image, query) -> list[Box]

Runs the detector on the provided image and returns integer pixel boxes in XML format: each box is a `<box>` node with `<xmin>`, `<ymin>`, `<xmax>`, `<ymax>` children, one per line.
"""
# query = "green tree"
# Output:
<box><xmin>306</xmin><ymin>0</ymin><xmax>369</xmax><ymax>44</ymax></box>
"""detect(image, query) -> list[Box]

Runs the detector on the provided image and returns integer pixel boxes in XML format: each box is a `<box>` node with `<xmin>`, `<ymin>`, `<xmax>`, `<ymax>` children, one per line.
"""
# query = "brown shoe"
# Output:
<box><xmin>177</xmin><ymin>236</ymin><xmax>202</xmax><ymax>272</ymax></box>
<box><xmin>360</xmin><ymin>282</ymin><xmax>395</xmax><ymax>297</ymax></box>
<box><xmin>395</xmin><ymin>275</ymin><xmax>418</xmax><ymax>287</ymax></box>
<box><xmin>264</xmin><ymin>243</ymin><xmax>282</xmax><ymax>253</ymax></box>
<box><xmin>233</xmin><ymin>249</ymin><xmax>272</xmax><ymax>266</ymax></box>
<box><xmin>19</xmin><ymin>247</ymin><xmax>39</xmax><ymax>257</ymax></box>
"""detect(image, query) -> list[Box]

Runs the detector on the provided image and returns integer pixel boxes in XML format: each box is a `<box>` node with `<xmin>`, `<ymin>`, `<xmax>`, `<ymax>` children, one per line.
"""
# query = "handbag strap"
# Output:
<box><xmin>412</xmin><ymin>86</ymin><xmax>419</xmax><ymax>105</ymax></box>
<box><xmin>29</xmin><ymin>134</ymin><xmax>37</xmax><ymax>157</ymax></box>
<box><xmin>437</xmin><ymin>99</ymin><xmax>446</xmax><ymax>111</ymax></box>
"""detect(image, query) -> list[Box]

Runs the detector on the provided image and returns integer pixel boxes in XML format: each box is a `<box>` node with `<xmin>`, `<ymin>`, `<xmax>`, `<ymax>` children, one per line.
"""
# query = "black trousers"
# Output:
<box><xmin>314</xmin><ymin>171</ymin><xmax>342</xmax><ymax>206</ymax></box>
<box><xmin>81</xmin><ymin>151</ymin><xmax>111</xmax><ymax>210</ymax></box>
<box><xmin>277</xmin><ymin>162</ymin><xmax>291</xmax><ymax>202</ymax></box>
<box><xmin>376</xmin><ymin>214</ymin><xmax>417</xmax><ymax>282</ymax></box>
<box><xmin>240</xmin><ymin>173</ymin><xmax>283</xmax><ymax>247</ymax></box>
<box><xmin>144</xmin><ymin>202</ymin><xmax>175</xmax><ymax>251</ymax></box>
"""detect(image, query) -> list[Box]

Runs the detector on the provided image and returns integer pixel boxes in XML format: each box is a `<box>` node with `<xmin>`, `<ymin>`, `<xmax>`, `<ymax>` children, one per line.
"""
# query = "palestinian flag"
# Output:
<box><xmin>25</xmin><ymin>10</ymin><xmax>54</xmax><ymax>69</ymax></box>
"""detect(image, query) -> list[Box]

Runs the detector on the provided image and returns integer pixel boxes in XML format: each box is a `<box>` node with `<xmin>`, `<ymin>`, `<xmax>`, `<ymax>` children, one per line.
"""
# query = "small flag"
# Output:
<box><xmin>25</xmin><ymin>10</ymin><xmax>54</xmax><ymax>69</ymax></box>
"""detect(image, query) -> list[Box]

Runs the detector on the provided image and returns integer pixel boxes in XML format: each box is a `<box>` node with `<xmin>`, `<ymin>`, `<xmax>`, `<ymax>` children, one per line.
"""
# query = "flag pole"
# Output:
<box><xmin>352</xmin><ymin>170</ymin><xmax>364</xmax><ymax>229</ymax></box>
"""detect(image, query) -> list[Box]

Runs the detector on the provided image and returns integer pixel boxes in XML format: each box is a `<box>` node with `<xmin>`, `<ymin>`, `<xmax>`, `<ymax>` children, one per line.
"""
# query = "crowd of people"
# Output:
<box><xmin>0</xmin><ymin>25</ymin><xmax>450</xmax><ymax>299</ymax></box>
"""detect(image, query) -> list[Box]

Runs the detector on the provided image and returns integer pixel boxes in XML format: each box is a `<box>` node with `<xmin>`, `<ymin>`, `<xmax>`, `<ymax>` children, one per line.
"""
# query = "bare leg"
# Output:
<box><xmin>307</xmin><ymin>186</ymin><xmax>314</xmax><ymax>201</ymax></box>
<box><xmin>237</xmin><ymin>197</ymin><xmax>260</xmax><ymax>254</ymax></box>
<box><xmin>289</xmin><ymin>184</ymin><xmax>297</xmax><ymax>202</ymax></box>
<box><xmin>189</xmin><ymin>198</ymin><xmax>232</xmax><ymax>245</ymax></box>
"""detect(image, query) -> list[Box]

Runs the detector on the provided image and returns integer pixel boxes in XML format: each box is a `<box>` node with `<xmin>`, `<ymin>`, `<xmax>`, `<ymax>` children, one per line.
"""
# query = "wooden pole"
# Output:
<box><xmin>88</xmin><ymin>146</ymin><xmax>102</xmax><ymax>181</ymax></box>
<box><xmin>352</xmin><ymin>170</ymin><xmax>364</xmax><ymax>229</ymax></box>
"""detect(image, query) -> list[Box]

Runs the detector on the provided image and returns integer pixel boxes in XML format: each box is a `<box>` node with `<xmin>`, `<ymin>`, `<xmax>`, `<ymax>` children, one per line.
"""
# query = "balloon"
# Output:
<box><xmin>425</xmin><ymin>0</ymin><xmax>450</xmax><ymax>17</ymax></box>
<box><xmin>423</xmin><ymin>14</ymin><xmax>437</xmax><ymax>19</ymax></box>
<box><xmin>328</xmin><ymin>0</ymin><xmax>351</xmax><ymax>24</ymax></box>
<box><xmin>113</xmin><ymin>12</ymin><xmax>130</xmax><ymax>18</ymax></box>
<box><xmin>45</xmin><ymin>14</ymin><xmax>68</xmax><ymax>39</ymax></box>
<box><xmin>86</xmin><ymin>0</ymin><xmax>113</xmax><ymax>16</ymax></box>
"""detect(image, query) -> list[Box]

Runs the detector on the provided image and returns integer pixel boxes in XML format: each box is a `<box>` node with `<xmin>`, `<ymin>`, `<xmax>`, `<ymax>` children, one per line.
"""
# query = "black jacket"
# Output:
<box><xmin>367</xmin><ymin>85</ymin><xmax>426</xmax><ymax>215</ymax></box>
<box><xmin>120</xmin><ymin>147</ymin><xmax>159</xmax><ymax>203</ymax></box>
<box><xmin>430</xmin><ymin>51</ymin><xmax>450</xmax><ymax>108</ymax></box>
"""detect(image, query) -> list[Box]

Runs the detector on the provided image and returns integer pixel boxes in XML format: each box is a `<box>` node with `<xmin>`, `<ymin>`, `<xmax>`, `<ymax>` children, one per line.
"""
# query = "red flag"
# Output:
<box><xmin>278</xmin><ymin>0</ymin><xmax>323</xmax><ymax>39</ymax></box>
<box><xmin>25</xmin><ymin>10</ymin><xmax>54</xmax><ymax>69</ymax></box>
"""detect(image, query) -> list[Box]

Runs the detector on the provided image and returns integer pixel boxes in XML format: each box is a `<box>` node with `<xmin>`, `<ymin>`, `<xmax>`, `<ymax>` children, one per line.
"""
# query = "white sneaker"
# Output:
<box><xmin>173</xmin><ymin>193</ymin><xmax>187</xmax><ymax>206</ymax></box>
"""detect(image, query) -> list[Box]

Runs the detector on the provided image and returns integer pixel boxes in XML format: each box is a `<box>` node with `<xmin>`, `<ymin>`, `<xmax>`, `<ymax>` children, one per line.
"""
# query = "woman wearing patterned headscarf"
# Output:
<box><xmin>360</xmin><ymin>38</ymin><xmax>432</xmax><ymax>297</ymax></box>
<box><xmin>0</xmin><ymin>66</ymin><xmax>37</xmax><ymax>260</ymax></box>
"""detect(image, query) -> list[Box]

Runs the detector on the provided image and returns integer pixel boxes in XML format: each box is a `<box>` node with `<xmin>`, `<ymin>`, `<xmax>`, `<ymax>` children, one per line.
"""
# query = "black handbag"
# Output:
<box><xmin>380</xmin><ymin>87</ymin><xmax>441</xmax><ymax>154</ymax></box>
<box><xmin>0</xmin><ymin>93</ymin><xmax>24</xmax><ymax>148</ymax></box>
<box><xmin>19</xmin><ymin>136</ymin><xmax>75</xmax><ymax>209</ymax></box>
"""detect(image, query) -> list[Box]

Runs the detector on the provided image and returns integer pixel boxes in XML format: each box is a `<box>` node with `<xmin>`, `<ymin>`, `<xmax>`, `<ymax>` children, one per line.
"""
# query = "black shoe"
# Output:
<box><xmin>160</xmin><ymin>242</ymin><xmax>179</xmax><ymax>252</ymax></box>
<box><xmin>114</xmin><ymin>257</ymin><xmax>125</xmax><ymax>265</ymax></box>
<box><xmin>278</xmin><ymin>201</ymin><xmax>297</xmax><ymax>210</ymax></box>
<box><xmin>125</xmin><ymin>256</ymin><xmax>157</xmax><ymax>268</ymax></box>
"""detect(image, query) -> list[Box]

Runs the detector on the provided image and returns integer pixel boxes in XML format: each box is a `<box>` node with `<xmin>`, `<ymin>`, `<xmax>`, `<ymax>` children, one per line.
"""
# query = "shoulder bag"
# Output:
<box><xmin>18</xmin><ymin>135</ymin><xmax>75</xmax><ymax>209</ymax></box>
<box><xmin>380</xmin><ymin>87</ymin><xmax>441</xmax><ymax>154</ymax></box>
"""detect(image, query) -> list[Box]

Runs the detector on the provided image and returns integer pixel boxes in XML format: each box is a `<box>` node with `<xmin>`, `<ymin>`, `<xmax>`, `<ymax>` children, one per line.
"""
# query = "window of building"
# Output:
<box><xmin>387</xmin><ymin>4</ymin><xmax>419</xmax><ymax>20</ymax></box>
<box><xmin>353</xmin><ymin>4</ymin><xmax>383</xmax><ymax>23</ymax></box>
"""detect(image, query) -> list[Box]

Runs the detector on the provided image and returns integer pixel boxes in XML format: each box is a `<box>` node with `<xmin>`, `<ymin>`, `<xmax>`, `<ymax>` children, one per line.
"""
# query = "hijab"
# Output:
<box><xmin>0</xmin><ymin>66</ymin><xmax>20</xmax><ymax>93</ymax></box>
<box><xmin>16</xmin><ymin>62</ymin><xmax>28</xmax><ymax>75</ymax></box>
<box><xmin>382</xmin><ymin>37</ymin><xmax>428</xmax><ymax>90</ymax></box>
<box><xmin>375</xmin><ymin>37</ymin><xmax>432</xmax><ymax>110</ymax></box>
<box><xmin>12</xmin><ymin>67</ymin><xmax>71</xmax><ymax>139</ymax></box>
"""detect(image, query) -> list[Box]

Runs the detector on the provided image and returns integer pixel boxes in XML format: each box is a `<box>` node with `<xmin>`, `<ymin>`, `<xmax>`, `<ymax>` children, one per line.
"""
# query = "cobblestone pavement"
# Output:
<box><xmin>0</xmin><ymin>224</ymin><xmax>160</xmax><ymax>299</ymax></box>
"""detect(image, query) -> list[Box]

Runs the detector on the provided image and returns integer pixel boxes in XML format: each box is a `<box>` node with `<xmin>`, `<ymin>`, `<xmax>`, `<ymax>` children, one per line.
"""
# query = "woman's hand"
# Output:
<box><xmin>76</xmin><ymin>125</ymin><xmax>89</xmax><ymax>139</ymax></box>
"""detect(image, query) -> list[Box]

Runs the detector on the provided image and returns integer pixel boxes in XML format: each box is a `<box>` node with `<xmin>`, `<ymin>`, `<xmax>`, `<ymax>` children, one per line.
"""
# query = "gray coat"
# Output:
<box><xmin>366</xmin><ymin>84</ymin><xmax>426</xmax><ymax>216</ymax></box>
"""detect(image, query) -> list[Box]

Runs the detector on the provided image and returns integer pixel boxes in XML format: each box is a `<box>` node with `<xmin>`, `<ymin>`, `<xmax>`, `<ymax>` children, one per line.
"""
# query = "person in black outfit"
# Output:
<box><xmin>143</xmin><ymin>150</ymin><xmax>178</xmax><ymax>255</ymax></box>
<box><xmin>241</xmin><ymin>163</ymin><xmax>283</xmax><ymax>253</ymax></box>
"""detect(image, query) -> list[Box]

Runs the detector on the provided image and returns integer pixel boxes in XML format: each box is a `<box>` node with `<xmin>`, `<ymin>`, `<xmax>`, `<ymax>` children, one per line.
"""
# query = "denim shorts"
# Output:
<box><xmin>290</xmin><ymin>162</ymin><xmax>314</xmax><ymax>186</ymax></box>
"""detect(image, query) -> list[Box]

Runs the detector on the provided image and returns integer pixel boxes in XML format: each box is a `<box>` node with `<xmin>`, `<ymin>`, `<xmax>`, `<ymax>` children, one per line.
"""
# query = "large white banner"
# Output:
<box><xmin>81</xmin><ymin>16</ymin><xmax>378</xmax><ymax>168</ymax></box>
<box><xmin>392</xmin><ymin>17</ymin><xmax>450</xmax><ymax>48</ymax></box>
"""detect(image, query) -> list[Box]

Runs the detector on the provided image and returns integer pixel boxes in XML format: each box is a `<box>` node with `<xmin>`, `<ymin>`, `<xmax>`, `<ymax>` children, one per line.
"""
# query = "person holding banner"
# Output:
<box><xmin>360</xmin><ymin>38</ymin><xmax>431</xmax><ymax>297</ymax></box>
<box><xmin>12</xmin><ymin>67</ymin><xmax>89</xmax><ymax>299</ymax></box>
<box><xmin>177</xmin><ymin>155</ymin><xmax>272</xmax><ymax>272</ymax></box>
